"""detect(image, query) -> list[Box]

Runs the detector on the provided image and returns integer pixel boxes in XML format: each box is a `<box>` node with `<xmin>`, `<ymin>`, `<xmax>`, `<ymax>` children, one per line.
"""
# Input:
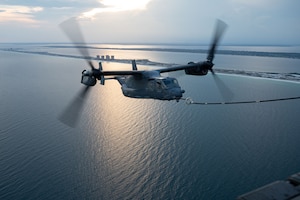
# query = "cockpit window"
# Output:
<box><xmin>163</xmin><ymin>79</ymin><xmax>172</xmax><ymax>85</ymax></box>
<box><xmin>163</xmin><ymin>78</ymin><xmax>178</xmax><ymax>88</ymax></box>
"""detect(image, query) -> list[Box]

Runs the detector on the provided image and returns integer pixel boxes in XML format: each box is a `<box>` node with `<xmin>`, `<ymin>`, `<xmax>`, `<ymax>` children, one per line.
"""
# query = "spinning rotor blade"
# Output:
<box><xmin>212</xmin><ymin>73</ymin><xmax>234</xmax><ymax>101</ymax></box>
<box><xmin>210</xmin><ymin>63</ymin><xmax>233</xmax><ymax>100</ymax></box>
<box><xmin>60</xmin><ymin>17</ymin><xmax>95</xmax><ymax>70</ymax></box>
<box><xmin>207</xmin><ymin>19</ymin><xmax>228</xmax><ymax>63</ymax></box>
<box><xmin>58</xmin><ymin>86</ymin><xmax>91</xmax><ymax>128</ymax></box>
<box><xmin>206</xmin><ymin>20</ymin><xmax>232</xmax><ymax>100</ymax></box>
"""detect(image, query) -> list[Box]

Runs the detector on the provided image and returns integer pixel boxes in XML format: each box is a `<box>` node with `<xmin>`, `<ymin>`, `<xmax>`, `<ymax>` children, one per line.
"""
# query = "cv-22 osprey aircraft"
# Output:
<box><xmin>59</xmin><ymin>18</ymin><xmax>228</xmax><ymax>127</ymax></box>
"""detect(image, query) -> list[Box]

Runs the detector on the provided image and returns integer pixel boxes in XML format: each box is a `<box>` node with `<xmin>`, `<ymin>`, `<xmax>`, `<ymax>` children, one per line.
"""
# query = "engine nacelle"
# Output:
<box><xmin>184</xmin><ymin>62</ymin><xmax>208</xmax><ymax>75</ymax></box>
<box><xmin>81</xmin><ymin>70</ymin><xmax>97</xmax><ymax>86</ymax></box>
<box><xmin>81</xmin><ymin>75</ymin><xmax>96</xmax><ymax>86</ymax></box>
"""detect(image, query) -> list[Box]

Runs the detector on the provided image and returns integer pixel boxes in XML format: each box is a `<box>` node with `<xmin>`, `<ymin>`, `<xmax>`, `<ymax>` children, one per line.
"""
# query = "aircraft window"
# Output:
<box><xmin>163</xmin><ymin>79</ymin><xmax>172</xmax><ymax>85</ymax></box>
<box><xmin>163</xmin><ymin>79</ymin><xmax>178</xmax><ymax>86</ymax></box>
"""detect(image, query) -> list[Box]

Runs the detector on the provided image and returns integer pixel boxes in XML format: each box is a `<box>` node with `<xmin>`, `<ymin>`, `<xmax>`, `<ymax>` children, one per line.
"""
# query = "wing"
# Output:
<box><xmin>98</xmin><ymin>60</ymin><xmax>145</xmax><ymax>77</ymax></box>
<box><xmin>100</xmin><ymin>70</ymin><xmax>144</xmax><ymax>76</ymax></box>
<box><xmin>98</xmin><ymin>62</ymin><xmax>210</xmax><ymax>77</ymax></box>
<box><xmin>157</xmin><ymin>62</ymin><xmax>210</xmax><ymax>74</ymax></box>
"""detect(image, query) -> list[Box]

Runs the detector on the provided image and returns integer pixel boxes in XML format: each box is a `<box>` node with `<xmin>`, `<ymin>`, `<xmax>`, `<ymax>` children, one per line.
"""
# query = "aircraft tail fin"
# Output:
<box><xmin>99</xmin><ymin>62</ymin><xmax>105</xmax><ymax>85</ymax></box>
<box><xmin>132</xmin><ymin>60</ymin><xmax>137</xmax><ymax>70</ymax></box>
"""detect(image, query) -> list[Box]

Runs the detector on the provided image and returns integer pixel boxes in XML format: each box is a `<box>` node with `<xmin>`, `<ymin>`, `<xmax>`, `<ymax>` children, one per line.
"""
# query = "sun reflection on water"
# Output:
<box><xmin>84</xmin><ymin>61</ymin><xmax>173</xmax><ymax>198</ymax></box>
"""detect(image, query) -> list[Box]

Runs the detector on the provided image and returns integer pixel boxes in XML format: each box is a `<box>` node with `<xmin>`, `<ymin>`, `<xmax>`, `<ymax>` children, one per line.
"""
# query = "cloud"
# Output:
<box><xmin>230</xmin><ymin>0</ymin><xmax>279</xmax><ymax>7</ymax></box>
<box><xmin>80</xmin><ymin>0</ymin><xmax>152</xmax><ymax>19</ymax></box>
<box><xmin>0</xmin><ymin>5</ymin><xmax>43</xmax><ymax>24</ymax></box>
<box><xmin>51</xmin><ymin>7</ymin><xmax>73</xmax><ymax>10</ymax></box>
<box><xmin>0</xmin><ymin>0</ymin><xmax>299</xmax><ymax>44</ymax></box>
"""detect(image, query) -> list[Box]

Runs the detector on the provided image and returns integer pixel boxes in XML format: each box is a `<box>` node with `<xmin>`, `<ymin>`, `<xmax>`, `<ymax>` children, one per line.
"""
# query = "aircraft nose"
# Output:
<box><xmin>172</xmin><ymin>88</ymin><xmax>184</xmax><ymax>98</ymax></box>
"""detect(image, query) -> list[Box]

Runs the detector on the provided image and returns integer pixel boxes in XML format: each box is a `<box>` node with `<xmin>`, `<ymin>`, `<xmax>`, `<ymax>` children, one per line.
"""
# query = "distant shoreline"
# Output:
<box><xmin>46</xmin><ymin>45</ymin><xmax>300</xmax><ymax>59</ymax></box>
<box><xmin>2</xmin><ymin>48</ymin><xmax>300</xmax><ymax>83</ymax></box>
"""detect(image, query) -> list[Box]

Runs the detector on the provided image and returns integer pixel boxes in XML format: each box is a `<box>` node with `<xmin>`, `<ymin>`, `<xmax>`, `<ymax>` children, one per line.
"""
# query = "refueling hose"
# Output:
<box><xmin>181</xmin><ymin>96</ymin><xmax>300</xmax><ymax>105</ymax></box>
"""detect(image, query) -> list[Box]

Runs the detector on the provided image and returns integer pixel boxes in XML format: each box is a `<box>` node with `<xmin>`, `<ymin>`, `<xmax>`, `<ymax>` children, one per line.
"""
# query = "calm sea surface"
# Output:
<box><xmin>1</xmin><ymin>44</ymin><xmax>300</xmax><ymax>199</ymax></box>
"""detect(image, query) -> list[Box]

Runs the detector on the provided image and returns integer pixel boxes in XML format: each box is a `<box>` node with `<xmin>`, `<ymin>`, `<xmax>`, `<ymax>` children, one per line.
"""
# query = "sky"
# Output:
<box><xmin>0</xmin><ymin>0</ymin><xmax>299</xmax><ymax>45</ymax></box>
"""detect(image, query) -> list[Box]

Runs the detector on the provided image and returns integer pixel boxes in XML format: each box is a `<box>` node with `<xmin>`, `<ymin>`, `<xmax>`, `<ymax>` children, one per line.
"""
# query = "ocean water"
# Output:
<box><xmin>1</xmin><ymin>44</ymin><xmax>300</xmax><ymax>199</ymax></box>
